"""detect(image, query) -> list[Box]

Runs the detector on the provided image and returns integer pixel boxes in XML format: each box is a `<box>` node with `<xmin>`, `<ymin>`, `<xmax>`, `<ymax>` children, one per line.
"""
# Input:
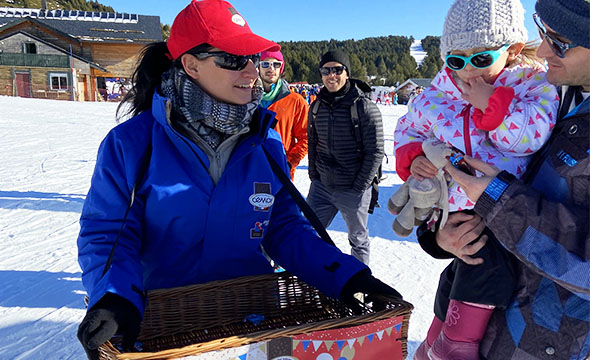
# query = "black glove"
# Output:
<box><xmin>77</xmin><ymin>293</ymin><xmax>142</xmax><ymax>360</ymax></box>
<box><xmin>340</xmin><ymin>269</ymin><xmax>403</xmax><ymax>314</ymax></box>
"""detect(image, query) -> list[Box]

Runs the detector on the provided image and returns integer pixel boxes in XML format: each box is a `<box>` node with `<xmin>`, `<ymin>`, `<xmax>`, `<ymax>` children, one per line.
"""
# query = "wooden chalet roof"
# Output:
<box><xmin>0</xmin><ymin>7</ymin><xmax>162</xmax><ymax>43</ymax></box>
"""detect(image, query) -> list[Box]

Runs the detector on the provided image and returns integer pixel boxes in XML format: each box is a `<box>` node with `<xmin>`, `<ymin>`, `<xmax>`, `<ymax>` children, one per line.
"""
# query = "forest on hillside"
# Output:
<box><xmin>0</xmin><ymin>0</ymin><xmax>443</xmax><ymax>85</ymax></box>
<box><xmin>279</xmin><ymin>35</ymin><xmax>442</xmax><ymax>85</ymax></box>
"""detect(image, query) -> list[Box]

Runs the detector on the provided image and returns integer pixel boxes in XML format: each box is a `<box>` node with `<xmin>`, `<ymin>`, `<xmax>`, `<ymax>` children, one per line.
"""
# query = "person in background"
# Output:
<box><xmin>259</xmin><ymin>49</ymin><xmax>309</xmax><ymax>180</ymax></box>
<box><xmin>408</xmin><ymin>86</ymin><xmax>424</xmax><ymax>104</ymax></box>
<box><xmin>307</xmin><ymin>49</ymin><xmax>384</xmax><ymax>265</ymax></box>
<box><xmin>394</xmin><ymin>0</ymin><xmax>559</xmax><ymax>358</ymax></box>
<box><xmin>75</xmin><ymin>2</ymin><xmax>401</xmax><ymax>359</ymax></box>
<box><xmin>440</xmin><ymin>0</ymin><xmax>590</xmax><ymax>359</ymax></box>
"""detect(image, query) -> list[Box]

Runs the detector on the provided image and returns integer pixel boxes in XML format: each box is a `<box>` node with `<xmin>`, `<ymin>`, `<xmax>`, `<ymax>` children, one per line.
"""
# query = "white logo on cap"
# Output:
<box><xmin>232</xmin><ymin>14</ymin><xmax>246</xmax><ymax>27</ymax></box>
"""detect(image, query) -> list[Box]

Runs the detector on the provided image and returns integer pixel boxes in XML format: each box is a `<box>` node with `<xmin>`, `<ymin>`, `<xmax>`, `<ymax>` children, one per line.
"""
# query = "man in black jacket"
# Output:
<box><xmin>307</xmin><ymin>49</ymin><xmax>384</xmax><ymax>265</ymax></box>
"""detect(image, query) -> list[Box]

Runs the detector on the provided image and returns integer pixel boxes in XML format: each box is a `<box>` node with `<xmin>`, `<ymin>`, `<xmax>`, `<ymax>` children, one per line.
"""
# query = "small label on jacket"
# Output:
<box><xmin>251</xmin><ymin>183</ymin><xmax>274</xmax><ymax>211</ymax></box>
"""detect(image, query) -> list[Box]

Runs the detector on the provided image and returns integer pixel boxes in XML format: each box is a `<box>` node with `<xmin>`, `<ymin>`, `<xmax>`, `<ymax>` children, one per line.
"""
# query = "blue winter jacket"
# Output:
<box><xmin>77</xmin><ymin>92</ymin><xmax>367</xmax><ymax>314</ymax></box>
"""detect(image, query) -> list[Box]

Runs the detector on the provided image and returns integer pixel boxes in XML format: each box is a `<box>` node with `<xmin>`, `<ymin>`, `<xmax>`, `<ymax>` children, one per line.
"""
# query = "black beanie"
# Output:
<box><xmin>536</xmin><ymin>0</ymin><xmax>590</xmax><ymax>49</ymax></box>
<box><xmin>319</xmin><ymin>49</ymin><xmax>351</xmax><ymax>77</ymax></box>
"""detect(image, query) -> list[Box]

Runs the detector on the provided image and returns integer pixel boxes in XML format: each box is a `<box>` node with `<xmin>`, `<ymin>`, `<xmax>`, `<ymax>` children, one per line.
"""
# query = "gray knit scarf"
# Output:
<box><xmin>160</xmin><ymin>67</ymin><xmax>263</xmax><ymax>150</ymax></box>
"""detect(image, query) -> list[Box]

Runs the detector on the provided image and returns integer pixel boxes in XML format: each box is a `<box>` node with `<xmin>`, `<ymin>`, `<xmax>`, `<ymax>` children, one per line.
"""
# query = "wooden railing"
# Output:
<box><xmin>0</xmin><ymin>53</ymin><xmax>70</xmax><ymax>68</ymax></box>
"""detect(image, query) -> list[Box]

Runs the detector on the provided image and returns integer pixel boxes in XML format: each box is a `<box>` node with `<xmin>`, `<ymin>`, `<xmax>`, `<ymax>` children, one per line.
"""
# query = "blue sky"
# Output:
<box><xmin>98</xmin><ymin>0</ymin><xmax>540</xmax><ymax>43</ymax></box>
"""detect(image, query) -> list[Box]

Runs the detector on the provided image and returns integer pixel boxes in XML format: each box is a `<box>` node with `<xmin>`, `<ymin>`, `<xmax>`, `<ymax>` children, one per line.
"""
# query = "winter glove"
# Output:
<box><xmin>77</xmin><ymin>292</ymin><xmax>141</xmax><ymax>360</ymax></box>
<box><xmin>339</xmin><ymin>269</ymin><xmax>403</xmax><ymax>315</ymax></box>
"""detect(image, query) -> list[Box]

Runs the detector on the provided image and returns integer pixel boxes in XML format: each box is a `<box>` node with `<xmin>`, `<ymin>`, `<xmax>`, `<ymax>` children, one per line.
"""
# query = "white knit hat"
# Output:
<box><xmin>440</xmin><ymin>0</ymin><xmax>528</xmax><ymax>58</ymax></box>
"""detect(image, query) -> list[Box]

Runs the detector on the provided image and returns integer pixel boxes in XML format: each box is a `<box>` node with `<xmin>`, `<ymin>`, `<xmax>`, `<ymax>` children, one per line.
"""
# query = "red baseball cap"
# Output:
<box><xmin>167</xmin><ymin>0</ymin><xmax>280</xmax><ymax>60</ymax></box>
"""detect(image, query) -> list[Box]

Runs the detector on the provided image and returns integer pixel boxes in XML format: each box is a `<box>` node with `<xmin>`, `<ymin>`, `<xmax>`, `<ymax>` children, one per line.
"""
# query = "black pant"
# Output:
<box><xmin>433</xmin><ymin>227</ymin><xmax>517</xmax><ymax>321</ymax></box>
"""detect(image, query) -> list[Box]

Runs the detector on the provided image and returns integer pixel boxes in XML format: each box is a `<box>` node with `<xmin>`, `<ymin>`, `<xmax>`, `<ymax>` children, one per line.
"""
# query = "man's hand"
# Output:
<box><xmin>410</xmin><ymin>155</ymin><xmax>438</xmax><ymax>181</ymax></box>
<box><xmin>445</xmin><ymin>156</ymin><xmax>500</xmax><ymax>202</ymax></box>
<box><xmin>436</xmin><ymin>212</ymin><xmax>487</xmax><ymax>265</ymax></box>
<box><xmin>461</xmin><ymin>76</ymin><xmax>495</xmax><ymax>111</ymax></box>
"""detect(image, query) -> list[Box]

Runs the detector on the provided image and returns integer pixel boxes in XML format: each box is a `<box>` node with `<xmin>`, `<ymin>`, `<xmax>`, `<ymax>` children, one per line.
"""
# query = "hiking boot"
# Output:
<box><xmin>413</xmin><ymin>340</ymin><xmax>431</xmax><ymax>360</ymax></box>
<box><xmin>428</xmin><ymin>332</ymin><xmax>480</xmax><ymax>360</ymax></box>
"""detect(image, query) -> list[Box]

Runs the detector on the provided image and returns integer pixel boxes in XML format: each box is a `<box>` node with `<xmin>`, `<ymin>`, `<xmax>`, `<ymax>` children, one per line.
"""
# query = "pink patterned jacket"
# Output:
<box><xmin>394</xmin><ymin>65</ymin><xmax>558</xmax><ymax>211</ymax></box>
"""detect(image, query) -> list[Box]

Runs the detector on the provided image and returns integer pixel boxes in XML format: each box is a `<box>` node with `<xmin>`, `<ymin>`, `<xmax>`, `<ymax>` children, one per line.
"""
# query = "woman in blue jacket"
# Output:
<box><xmin>75</xmin><ymin>1</ymin><xmax>401</xmax><ymax>359</ymax></box>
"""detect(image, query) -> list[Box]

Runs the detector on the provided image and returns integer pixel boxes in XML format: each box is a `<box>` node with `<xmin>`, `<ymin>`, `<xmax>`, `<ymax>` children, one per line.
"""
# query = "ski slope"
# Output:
<box><xmin>0</xmin><ymin>95</ymin><xmax>450</xmax><ymax>359</ymax></box>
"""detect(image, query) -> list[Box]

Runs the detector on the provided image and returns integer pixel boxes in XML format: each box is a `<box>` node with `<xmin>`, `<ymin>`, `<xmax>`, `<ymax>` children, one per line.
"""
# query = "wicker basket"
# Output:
<box><xmin>98</xmin><ymin>272</ymin><xmax>413</xmax><ymax>360</ymax></box>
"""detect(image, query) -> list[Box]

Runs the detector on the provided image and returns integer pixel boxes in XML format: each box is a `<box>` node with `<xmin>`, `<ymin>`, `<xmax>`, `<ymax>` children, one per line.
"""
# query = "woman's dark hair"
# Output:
<box><xmin>116</xmin><ymin>42</ymin><xmax>213</xmax><ymax>121</ymax></box>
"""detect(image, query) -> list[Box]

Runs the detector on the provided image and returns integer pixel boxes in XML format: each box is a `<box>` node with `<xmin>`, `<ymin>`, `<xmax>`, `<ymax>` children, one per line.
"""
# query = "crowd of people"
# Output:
<box><xmin>75</xmin><ymin>0</ymin><xmax>590</xmax><ymax>359</ymax></box>
<box><xmin>289</xmin><ymin>83</ymin><xmax>321</xmax><ymax>105</ymax></box>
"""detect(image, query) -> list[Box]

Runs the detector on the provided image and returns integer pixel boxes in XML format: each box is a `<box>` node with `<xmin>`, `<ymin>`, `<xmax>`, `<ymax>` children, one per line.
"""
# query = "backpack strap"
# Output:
<box><xmin>350</xmin><ymin>99</ymin><xmax>363</xmax><ymax>148</ymax></box>
<box><xmin>101</xmin><ymin>138</ymin><xmax>152</xmax><ymax>277</ymax></box>
<box><xmin>262</xmin><ymin>146</ymin><xmax>336</xmax><ymax>248</ymax></box>
<box><xmin>310</xmin><ymin>99</ymin><xmax>320</xmax><ymax>122</ymax></box>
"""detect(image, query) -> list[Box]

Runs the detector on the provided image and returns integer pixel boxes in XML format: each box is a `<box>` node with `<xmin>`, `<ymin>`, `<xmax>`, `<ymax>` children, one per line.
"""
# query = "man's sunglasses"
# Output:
<box><xmin>533</xmin><ymin>12</ymin><xmax>575</xmax><ymax>58</ymax></box>
<box><xmin>260</xmin><ymin>60</ymin><xmax>283</xmax><ymax>69</ymax></box>
<box><xmin>319</xmin><ymin>66</ymin><xmax>346</xmax><ymax>76</ymax></box>
<box><xmin>445</xmin><ymin>44</ymin><xmax>510</xmax><ymax>71</ymax></box>
<box><xmin>191</xmin><ymin>51</ymin><xmax>260</xmax><ymax>71</ymax></box>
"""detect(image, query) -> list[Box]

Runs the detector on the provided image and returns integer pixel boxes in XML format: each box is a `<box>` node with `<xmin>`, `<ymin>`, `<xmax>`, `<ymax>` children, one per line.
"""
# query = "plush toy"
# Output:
<box><xmin>388</xmin><ymin>138</ymin><xmax>453</xmax><ymax>237</ymax></box>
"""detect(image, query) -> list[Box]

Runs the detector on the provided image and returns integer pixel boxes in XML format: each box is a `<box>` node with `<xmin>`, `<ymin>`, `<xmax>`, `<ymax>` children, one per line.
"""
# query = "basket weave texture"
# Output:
<box><xmin>98</xmin><ymin>272</ymin><xmax>413</xmax><ymax>360</ymax></box>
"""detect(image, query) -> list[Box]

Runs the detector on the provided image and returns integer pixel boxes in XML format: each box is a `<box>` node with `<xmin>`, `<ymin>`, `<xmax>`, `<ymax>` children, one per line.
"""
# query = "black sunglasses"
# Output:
<box><xmin>533</xmin><ymin>13</ymin><xmax>575</xmax><ymax>58</ymax></box>
<box><xmin>191</xmin><ymin>51</ymin><xmax>260</xmax><ymax>71</ymax></box>
<box><xmin>319</xmin><ymin>66</ymin><xmax>346</xmax><ymax>76</ymax></box>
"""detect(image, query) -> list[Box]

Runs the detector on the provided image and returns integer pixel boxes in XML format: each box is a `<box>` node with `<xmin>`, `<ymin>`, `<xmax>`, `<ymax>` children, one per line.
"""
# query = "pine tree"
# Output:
<box><xmin>349</xmin><ymin>53</ymin><xmax>367</xmax><ymax>82</ymax></box>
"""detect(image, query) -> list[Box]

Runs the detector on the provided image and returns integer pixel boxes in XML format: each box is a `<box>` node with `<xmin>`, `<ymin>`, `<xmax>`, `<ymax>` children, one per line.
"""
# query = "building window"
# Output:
<box><xmin>49</xmin><ymin>73</ymin><xmax>68</xmax><ymax>90</ymax></box>
<box><xmin>24</xmin><ymin>42</ymin><xmax>37</xmax><ymax>54</ymax></box>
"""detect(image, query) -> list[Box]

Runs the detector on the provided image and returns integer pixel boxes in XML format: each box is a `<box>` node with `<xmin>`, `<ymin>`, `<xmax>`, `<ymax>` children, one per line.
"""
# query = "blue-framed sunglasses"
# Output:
<box><xmin>445</xmin><ymin>44</ymin><xmax>510</xmax><ymax>71</ymax></box>
<box><xmin>191</xmin><ymin>51</ymin><xmax>260</xmax><ymax>71</ymax></box>
<box><xmin>533</xmin><ymin>12</ymin><xmax>576</xmax><ymax>58</ymax></box>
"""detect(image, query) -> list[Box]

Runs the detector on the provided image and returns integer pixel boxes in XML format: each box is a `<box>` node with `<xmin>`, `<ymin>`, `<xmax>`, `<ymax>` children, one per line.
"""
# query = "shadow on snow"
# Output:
<box><xmin>0</xmin><ymin>190</ymin><xmax>85</xmax><ymax>213</ymax></box>
<box><xmin>0</xmin><ymin>270</ymin><xmax>86</xmax><ymax>309</ymax></box>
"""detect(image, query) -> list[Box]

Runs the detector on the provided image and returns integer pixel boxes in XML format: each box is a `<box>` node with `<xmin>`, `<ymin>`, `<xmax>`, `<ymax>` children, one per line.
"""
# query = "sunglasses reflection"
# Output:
<box><xmin>191</xmin><ymin>51</ymin><xmax>261</xmax><ymax>71</ymax></box>
<box><xmin>319</xmin><ymin>66</ymin><xmax>346</xmax><ymax>76</ymax></box>
<box><xmin>260</xmin><ymin>61</ymin><xmax>283</xmax><ymax>69</ymax></box>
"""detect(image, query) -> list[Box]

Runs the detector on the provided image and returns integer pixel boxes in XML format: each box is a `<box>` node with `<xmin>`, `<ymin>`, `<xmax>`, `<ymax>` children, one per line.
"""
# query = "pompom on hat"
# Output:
<box><xmin>536</xmin><ymin>0</ymin><xmax>590</xmax><ymax>49</ymax></box>
<box><xmin>167</xmin><ymin>0</ymin><xmax>280</xmax><ymax>60</ymax></box>
<box><xmin>440</xmin><ymin>0</ymin><xmax>528</xmax><ymax>57</ymax></box>
<box><xmin>260</xmin><ymin>50</ymin><xmax>285</xmax><ymax>74</ymax></box>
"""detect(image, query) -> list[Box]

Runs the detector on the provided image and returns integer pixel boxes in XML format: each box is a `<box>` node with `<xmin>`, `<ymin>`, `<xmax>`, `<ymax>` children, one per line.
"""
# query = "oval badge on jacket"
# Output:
<box><xmin>249</xmin><ymin>193</ymin><xmax>275</xmax><ymax>211</ymax></box>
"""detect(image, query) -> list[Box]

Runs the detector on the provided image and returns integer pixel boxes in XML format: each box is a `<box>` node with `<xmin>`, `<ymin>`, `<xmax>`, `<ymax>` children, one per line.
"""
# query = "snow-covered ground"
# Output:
<box><xmin>410</xmin><ymin>39</ymin><xmax>428</xmax><ymax>68</ymax></box>
<box><xmin>0</xmin><ymin>95</ymin><xmax>450</xmax><ymax>359</ymax></box>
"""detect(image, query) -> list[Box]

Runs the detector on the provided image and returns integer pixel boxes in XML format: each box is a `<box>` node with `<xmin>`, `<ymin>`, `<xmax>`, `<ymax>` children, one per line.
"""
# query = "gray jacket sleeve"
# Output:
<box><xmin>475</xmin><ymin>171</ymin><xmax>590</xmax><ymax>296</ymax></box>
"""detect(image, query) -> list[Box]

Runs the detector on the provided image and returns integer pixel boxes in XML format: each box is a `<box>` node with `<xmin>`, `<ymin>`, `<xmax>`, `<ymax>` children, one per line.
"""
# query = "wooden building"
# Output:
<box><xmin>393</xmin><ymin>78</ymin><xmax>433</xmax><ymax>104</ymax></box>
<box><xmin>0</xmin><ymin>7</ymin><xmax>162</xmax><ymax>101</ymax></box>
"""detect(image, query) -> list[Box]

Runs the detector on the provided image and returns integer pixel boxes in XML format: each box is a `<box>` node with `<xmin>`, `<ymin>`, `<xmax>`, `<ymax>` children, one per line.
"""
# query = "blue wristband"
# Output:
<box><xmin>483</xmin><ymin>176</ymin><xmax>509</xmax><ymax>201</ymax></box>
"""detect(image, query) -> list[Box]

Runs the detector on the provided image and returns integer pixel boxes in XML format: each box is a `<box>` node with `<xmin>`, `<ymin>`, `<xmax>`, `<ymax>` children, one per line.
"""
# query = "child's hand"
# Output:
<box><xmin>461</xmin><ymin>76</ymin><xmax>495</xmax><ymax>111</ymax></box>
<box><xmin>410</xmin><ymin>156</ymin><xmax>437</xmax><ymax>181</ymax></box>
<box><xmin>444</xmin><ymin>155</ymin><xmax>501</xmax><ymax>203</ymax></box>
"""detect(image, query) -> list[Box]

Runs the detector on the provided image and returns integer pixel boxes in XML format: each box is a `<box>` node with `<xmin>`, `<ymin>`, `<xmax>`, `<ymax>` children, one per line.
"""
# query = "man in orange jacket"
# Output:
<box><xmin>259</xmin><ymin>50</ymin><xmax>309</xmax><ymax>180</ymax></box>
